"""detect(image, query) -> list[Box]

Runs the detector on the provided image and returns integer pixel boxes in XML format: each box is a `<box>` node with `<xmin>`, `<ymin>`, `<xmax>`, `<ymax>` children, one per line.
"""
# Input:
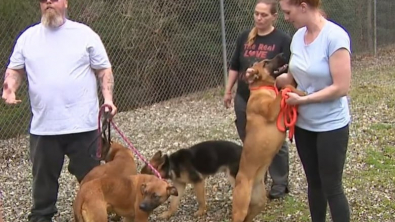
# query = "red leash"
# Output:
<box><xmin>277</xmin><ymin>88</ymin><xmax>298</xmax><ymax>143</ymax></box>
<box><xmin>249</xmin><ymin>85</ymin><xmax>298</xmax><ymax>143</ymax></box>
<box><xmin>96</xmin><ymin>105</ymin><xmax>163</xmax><ymax>180</ymax></box>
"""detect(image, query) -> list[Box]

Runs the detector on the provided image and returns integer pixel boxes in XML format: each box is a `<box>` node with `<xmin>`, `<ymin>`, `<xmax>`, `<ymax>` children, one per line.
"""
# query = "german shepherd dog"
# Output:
<box><xmin>140</xmin><ymin>140</ymin><xmax>242</xmax><ymax>219</ymax></box>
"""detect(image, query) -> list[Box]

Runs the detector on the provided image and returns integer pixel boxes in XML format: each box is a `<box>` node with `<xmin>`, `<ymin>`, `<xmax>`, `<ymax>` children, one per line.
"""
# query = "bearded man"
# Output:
<box><xmin>2</xmin><ymin>0</ymin><xmax>117</xmax><ymax>221</ymax></box>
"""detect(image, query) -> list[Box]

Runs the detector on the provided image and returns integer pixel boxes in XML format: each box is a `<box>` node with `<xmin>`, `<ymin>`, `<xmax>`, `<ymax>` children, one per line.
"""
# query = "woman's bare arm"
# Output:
<box><xmin>224</xmin><ymin>69</ymin><xmax>239</xmax><ymax>94</ymax></box>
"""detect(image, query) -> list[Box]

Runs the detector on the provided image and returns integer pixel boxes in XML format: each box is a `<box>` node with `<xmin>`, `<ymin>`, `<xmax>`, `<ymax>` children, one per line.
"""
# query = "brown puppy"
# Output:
<box><xmin>73</xmin><ymin>174</ymin><xmax>178</xmax><ymax>222</ymax></box>
<box><xmin>80</xmin><ymin>137</ymin><xmax>137</xmax><ymax>186</ymax></box>
<box><xmin>231</xmin><ymin>53</ymin><xmax>306</xmax><ymax>222</ymax></box>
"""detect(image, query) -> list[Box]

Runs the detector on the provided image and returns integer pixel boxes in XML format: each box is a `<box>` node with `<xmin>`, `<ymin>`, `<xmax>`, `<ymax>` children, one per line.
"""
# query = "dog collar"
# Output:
<box><xmin>249</xmin><ymin>85</ymin><xmax>279</xmax><ymax>94</ymax></box>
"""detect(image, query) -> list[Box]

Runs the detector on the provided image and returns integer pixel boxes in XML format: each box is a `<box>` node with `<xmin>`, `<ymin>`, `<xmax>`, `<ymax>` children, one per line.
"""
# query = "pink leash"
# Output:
<box><xmin>96</xmin><ymin>104</ymin><xmax>163</xmax><ymax>180</ymax></box>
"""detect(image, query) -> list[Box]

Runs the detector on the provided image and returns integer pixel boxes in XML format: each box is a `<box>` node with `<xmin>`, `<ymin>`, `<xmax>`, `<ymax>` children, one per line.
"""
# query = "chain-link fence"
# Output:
<box><xmin>0</xmin><ymin>0</ymin><xmax>394</xmax><ymax>140</ymax></box>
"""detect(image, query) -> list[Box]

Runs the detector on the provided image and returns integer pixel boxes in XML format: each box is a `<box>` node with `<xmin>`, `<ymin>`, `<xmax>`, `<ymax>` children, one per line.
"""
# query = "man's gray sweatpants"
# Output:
<box><xmin>28</xmin><ymin>130</ymin><xmax>100</xmax><ymax>222</ymax></box>
<box><xmin>233</xmin><ymin>93</ymin><xmax>289</xmax><ymax>188</ymax></box>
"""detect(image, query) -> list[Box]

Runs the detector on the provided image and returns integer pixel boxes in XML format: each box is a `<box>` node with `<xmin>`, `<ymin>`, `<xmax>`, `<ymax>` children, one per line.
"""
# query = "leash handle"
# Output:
<box><xmin>97</xmin><ymin>104</ymin><xmax>113</xmax><ymax>159</ymax></box>
<box><xmin>102</xmin><ymin>109</ymin><xmax>112</xmax><ymax>149</ymax></box>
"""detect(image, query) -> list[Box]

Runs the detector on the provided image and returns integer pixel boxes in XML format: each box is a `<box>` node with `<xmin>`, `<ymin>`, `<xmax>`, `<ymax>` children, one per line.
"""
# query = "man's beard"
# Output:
<box><xmin>41</xmin><ymin>8</ymin><xmax>64</xmax><ymax>29</ymax></box>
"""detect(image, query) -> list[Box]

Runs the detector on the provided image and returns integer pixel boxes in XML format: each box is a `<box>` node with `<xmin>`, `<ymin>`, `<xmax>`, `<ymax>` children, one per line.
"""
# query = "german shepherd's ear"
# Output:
<box><xmin>152</xmin><ymin>151</ymin><xmax>162</xmax><ymax>160</ymax></box>
<box><xmin>158</xmin><ymin>154</ymin><xmax>169</xmax><ymax>170</ymax></box>
<box><xmin>140</xmin><ymin>183</ymin><xmax>147</xmax><ymax>195</ymax></box>
<box><xmin>167</xmin><ymin>186</ymin><xmax>178</xmax><ymax>196</ymax></box>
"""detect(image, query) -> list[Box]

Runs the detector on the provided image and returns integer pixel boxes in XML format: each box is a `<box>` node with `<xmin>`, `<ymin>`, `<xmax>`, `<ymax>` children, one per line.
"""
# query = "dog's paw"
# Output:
<box><xmin>159</xmin><ymin>211</ymin><xmax>173</xmax><ymax>219</ymax></box>
<box><xmin>193</xmin><ymin>208</ymin><xmax>207</xmax><ymax>217</ymax></box>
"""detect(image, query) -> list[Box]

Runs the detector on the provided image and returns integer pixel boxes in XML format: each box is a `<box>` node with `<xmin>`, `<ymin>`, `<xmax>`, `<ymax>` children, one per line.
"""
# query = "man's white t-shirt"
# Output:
<box><xmin>289</xmin><ymin>20</ymin><xmax>351</xmax><ymax>132</ymax></box>
<box><xmin>7</xmin><ymin>19</ymin><xmax>112</xmax><ymax>135</ymax></box>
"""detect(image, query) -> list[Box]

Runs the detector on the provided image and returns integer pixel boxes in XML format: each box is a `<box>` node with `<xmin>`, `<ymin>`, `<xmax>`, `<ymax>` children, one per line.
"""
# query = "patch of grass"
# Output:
<box><xmin>260</xmin><ymin>196</ymin><xmax>310</xmax><ymax>221</ymax></box>
<box><xmin>365</xmin><ymin>145</ymin><xmax>395</xmax><ymax>173</ymax></box>
<box><xmin>370</xmin><ymin>123</ymin><xmax>393</xmax><ymax>131</ymax></box>
<box><xmin>345</xmin><ymin>64</ymin><xmax>395</xmax><ymax>221</ymax></box>
<box><xmin>367</xmin><ymin>123</ymin><xmax>395</xmax><ymax>147</ymax></box>
<box><xmin>350</xmin><ymin>66</ymin><xmax>395</xmax><ymax>106</ymax></box>
<box><xmin>349</xmin><ymin>145</ymin><xmax>395</xmax><ymax>221</ymax></box>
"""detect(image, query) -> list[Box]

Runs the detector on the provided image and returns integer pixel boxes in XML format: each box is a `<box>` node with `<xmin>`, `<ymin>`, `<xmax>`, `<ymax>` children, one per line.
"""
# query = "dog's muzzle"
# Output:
<box><xmin>139</xmin><ymin>202</ymin><xmax>157</xmax><ymax>212</ymax></box>
<box><xmin>139</xmin><ymin>202</ymin><xmax>150</xmax><ymax>212</ymax></box>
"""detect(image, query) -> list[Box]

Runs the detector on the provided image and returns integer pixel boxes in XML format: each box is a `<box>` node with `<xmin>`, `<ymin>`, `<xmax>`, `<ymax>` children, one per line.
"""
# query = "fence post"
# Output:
<box><xmin>373</xmin><ymin>0</ymin><xmax>377</xmax><ymax>56</ymax></box>
<box><xmin>220</xmin><ymin>0</ymin><xmax>228</xmax><ymax>88</ymax></box>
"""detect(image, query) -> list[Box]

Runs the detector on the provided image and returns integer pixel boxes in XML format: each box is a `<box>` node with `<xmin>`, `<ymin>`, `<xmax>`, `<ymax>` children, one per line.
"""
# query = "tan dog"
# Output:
<box><xmin>73</xmin><ymin>174</ymin><xmax>178</xmax><ymax>222</ymax></box>
<box><xmin>78</xmin><ymin>136</ymin><xmax>137</xmax><ymax>221</ymax></box>
<box><xmin>231</xmin><ymin>53</ymin><xmax>306</xmax><ymax>222</ymax></box>
<box><xmin>80</xmin><ymin>136</ymin><xmax>137</xmax><ymax>186</ymax></box>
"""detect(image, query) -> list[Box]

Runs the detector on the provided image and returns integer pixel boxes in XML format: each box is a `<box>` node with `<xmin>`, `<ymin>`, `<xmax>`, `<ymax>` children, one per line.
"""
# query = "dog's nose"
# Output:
<box><xmin>139</xmin><ymin>203</ymin><xmax>149</xmax><ymax>211</ymax></box>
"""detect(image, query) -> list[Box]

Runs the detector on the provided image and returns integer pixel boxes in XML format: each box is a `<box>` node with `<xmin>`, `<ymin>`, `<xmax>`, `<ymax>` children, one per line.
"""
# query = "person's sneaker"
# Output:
<box><xmin>268</xmin><ymin>185</ymin><xmax>289</xmax><ymax>200</ymax></box>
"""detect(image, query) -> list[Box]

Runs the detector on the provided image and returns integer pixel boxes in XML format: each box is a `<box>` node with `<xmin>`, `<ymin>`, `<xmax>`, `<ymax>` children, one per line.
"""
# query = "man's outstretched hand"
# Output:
<box><xmin>2</xmin><ymin>82</ymin><xmax>21</xmax><ymax>104</ymax></box>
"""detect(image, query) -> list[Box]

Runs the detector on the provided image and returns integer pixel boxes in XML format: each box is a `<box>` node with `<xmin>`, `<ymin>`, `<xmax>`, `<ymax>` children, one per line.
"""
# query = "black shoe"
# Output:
<box><xmin>29</xmin><ymin>219</ymin><xmax>52</xmax><ymax>222</ymax></box>
<box><xmin>28</xmin><ymin>217</ymin><xmax>53</xmax><ymax>222</ymax></box>
<box><xmin>268</xmin><ymin>185</ymin><xmax>289</xmax><ymax>200</ymax></box>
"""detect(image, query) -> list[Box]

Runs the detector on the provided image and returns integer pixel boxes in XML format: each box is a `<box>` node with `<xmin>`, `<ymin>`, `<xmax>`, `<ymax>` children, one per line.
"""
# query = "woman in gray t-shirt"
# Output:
<box><xmin>275</xmin><ymin>0</ymin><xmax>352</xmax><ymax>221</ymax></box>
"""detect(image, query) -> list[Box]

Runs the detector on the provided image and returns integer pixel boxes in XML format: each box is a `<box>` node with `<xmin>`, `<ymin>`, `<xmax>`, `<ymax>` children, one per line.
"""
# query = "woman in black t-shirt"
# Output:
<box><xmin>223</xmin><ymin>0</ymin><xmax>292</xmax><ymax>199</ymax></box>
